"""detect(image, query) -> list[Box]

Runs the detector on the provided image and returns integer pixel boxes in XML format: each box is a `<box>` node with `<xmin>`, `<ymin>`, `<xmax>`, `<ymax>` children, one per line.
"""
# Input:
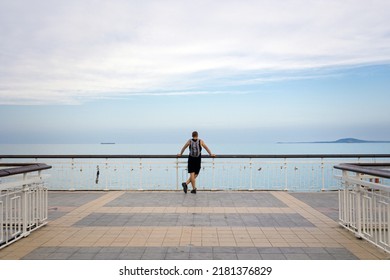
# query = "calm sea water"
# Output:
<box><xmin>1</xmin><ymin>143</ymin><xmax>390</xmax><ymax>155</ymax></box>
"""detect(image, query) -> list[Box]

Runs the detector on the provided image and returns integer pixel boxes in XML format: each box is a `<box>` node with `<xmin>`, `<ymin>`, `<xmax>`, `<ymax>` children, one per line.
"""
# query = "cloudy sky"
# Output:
<box><xmin>1</xmin><ymin>0</ymin><xmax>390</xmax><ymax>144</ymax></box>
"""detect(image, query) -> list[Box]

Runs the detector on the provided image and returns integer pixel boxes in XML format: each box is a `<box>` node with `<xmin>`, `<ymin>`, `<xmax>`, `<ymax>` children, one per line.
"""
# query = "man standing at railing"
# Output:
<box><xmin>178</xmin><ymin>131</ymin><xmax>215</xmax><ymax>194</ymax></box>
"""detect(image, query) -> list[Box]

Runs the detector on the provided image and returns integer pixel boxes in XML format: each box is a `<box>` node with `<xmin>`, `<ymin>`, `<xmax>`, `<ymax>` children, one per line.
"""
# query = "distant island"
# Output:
<box><xmin>100</xmin><ymin>142</ymin><xmax>116</xmax><ymax>144</ymax></box>
<box><xmin>278</xmin><ymin>138</ymin><xmax>390</xmax><ymax>144</ymax></box>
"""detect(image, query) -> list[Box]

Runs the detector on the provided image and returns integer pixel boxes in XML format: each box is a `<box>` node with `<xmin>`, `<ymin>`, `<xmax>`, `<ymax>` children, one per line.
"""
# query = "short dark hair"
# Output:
<box><xmin>192</xmin><ymin>131</ymin><xmax>198</xmax><ymax>137</ymax></box>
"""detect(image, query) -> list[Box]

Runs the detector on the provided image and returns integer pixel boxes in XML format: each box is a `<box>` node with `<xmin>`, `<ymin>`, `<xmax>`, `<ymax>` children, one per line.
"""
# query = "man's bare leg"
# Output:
<box><xmin>186</xmin><ymin>173</ymin><xmax>198</xmax><ymax>189</ymax></box>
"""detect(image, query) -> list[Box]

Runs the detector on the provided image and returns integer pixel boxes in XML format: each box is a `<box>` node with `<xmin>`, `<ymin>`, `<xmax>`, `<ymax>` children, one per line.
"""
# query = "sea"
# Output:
<box><xmin>1</xmin><ymin>143</ymin><xmax>390</xmax><ymax>192</ymax></box>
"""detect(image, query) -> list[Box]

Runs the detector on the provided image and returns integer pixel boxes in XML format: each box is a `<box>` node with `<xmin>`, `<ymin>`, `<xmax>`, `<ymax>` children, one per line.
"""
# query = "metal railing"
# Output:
<box><xmin>335</xmin><ymin>163</ymin><xmax>390</xmax><ymax>254</ymax></box>
<box><xmin>1</xmin><ymin>154</ymin><xmax>390</xmax><ymax>191</ymax></box>
<box><xmin>0</xmin><ymin>163</ymin><xmax>51</xmax><ymax>250</ymax></box>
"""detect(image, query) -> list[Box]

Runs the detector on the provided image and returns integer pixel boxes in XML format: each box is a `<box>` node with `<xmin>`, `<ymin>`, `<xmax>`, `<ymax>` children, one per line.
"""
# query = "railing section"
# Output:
<box><xmin>335</xmin><ymin>163</ymin><xmax>390</xmax><ymax>254</ymax></box>
<box><xmin>0</xmin><ymin>163</ymin><xmax>51</xmax><ymax>250</ymax></box>
<box><xmin>1</xmin><ymin>154</ymin><xmax>390</xmax><ymax>191</ymax></box>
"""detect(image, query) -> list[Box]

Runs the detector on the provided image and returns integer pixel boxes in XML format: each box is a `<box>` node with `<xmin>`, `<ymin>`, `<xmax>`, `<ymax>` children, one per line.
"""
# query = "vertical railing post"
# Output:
<box><xmin>22</xmin><ymin>172</ymin><xmax>29</xmax><ymax>237</ymax></box>
<box><xmin>70</xmin><ymin>158</ymin><xmax>75</xmax><ymax>191</ymax></box>
<box><xmin>139</xmin><ymin>158</ymin><xmax>143</xmax><ymax>190</ymax></box>
<box><xmin>104</xmin><ymin>158</ymin><xmax>109</xmax><ymax>191</ymax></box>
<box><xmin>338</xmin><ymin>183</ymin><xmax>342</xmax><ymax>223</ymax></box>
<box><xmin>355</xmin><ymin>172</ymin><xmax>363</xmax><ymax>239</ymax></box>
<box><xmin>321</xmin><ymin>158</ymin><xmax>325</xmax><ymax>191</ymax></box>
<box><xmin>249</xmin><ymin>158</ymin><xmax>253</xmax><ymax>189</ymax></box>
<box><xmin>284</xmin><ymin>158</ymin><xmax>288</xmax><ymax>191</ymax></box>
<box><xmin>38</xmin><ymin>170</ymin><xmax>47</xmax><ymax>222</ymax></box>
<box><xmin>342</xmin><ymin>170</ymin><xmax>348</xmax><ymax>224</ymax></box>
<box><xmin>176</xmin><ymin>157</ymin><xmax>179</xmax><ymax>190</ymax></box>
<box><xmin>212</xmin><ymin>157</ymin><xmax>215</xmax><ymax>189</ymax></box>
<box><xmin>369</xmin><ymin>189</ymin><xmax>374</xmax><ymax>238</ymax></box>
<box><xmin>4</xmin><ymin>186</ymin><xmax>9</xmax><ymax>245</ymax></box>
<box><xmin>387</xmin><ymin>202</ymin><xmax>390</xmax><ymax>248</ymax></box>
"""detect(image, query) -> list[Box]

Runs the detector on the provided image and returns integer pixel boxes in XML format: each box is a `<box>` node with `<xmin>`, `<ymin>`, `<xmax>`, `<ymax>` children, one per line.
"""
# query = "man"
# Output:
<box><xmin>177</xmin><ymin>131</ymin><xmax>215</xmax><ymax>194</ymax></box>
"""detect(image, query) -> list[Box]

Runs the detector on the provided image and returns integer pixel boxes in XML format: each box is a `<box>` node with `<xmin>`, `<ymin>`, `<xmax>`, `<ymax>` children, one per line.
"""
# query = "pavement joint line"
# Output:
<box><xmin>97</xmin><ymin>206</ymin><xmax>294</xmax><ymax>214</ymax></box>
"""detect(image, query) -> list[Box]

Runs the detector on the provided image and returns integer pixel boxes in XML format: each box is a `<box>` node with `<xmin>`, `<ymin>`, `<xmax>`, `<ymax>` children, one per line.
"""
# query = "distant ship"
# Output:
<box><xmin>100</xmin><ymin>142</ymin><xmax>115</xmax><ymax>144</ymax></box>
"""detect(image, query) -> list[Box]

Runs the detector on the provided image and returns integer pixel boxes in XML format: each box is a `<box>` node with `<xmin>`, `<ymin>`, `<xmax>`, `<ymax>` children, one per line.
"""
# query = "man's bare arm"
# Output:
<box><xmin>178</xmin><ymin>140</ymin><xmax>190</xmax><ymax>156</ymax></box>
<box><xmin>201</xmin><ymin>140</ymin><xmax>215</xmax><ymax>157</ymax></box>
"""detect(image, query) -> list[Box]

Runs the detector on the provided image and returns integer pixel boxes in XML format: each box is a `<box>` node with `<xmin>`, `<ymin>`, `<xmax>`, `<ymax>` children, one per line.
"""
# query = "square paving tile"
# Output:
<box><xmin>106</xmin><ymin>192</ymin><xmax>287</xmax><ymax>207</ymax></box>
<box><xmin>74</xmin><ymin>213</ymin><xmax>314</xmax><ymax>227</ymax></box>
<box><xmin>290</xmin><ymin>192</ymin><xmax>339</xmax><ymax>221</ymax></box>
<box><xmin>49</xmin><ymin>192</ymin><xmax>105</xmax><ymax>207</ymax></box>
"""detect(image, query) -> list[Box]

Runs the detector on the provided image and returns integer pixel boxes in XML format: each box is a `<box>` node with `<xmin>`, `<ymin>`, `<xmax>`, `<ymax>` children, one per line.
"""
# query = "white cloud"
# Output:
<box><xmin>1</xmin><ymin>0</ymin><xmax>390</xmax><ymax>104</ymax></box>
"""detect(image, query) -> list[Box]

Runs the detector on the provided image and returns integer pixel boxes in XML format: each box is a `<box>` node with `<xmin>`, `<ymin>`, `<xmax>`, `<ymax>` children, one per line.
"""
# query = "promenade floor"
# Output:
<box><xmin>1</xmin><ymin>191</ymin><xmax>389</xmax><ymax>260</ymax></box>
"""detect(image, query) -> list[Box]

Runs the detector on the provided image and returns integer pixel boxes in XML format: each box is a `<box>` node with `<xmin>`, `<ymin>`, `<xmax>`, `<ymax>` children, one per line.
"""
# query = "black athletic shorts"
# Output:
<box><xmin>188</xmin><ymin>155</ymin><xmax>201</xmax><ymax>174</ymax></box>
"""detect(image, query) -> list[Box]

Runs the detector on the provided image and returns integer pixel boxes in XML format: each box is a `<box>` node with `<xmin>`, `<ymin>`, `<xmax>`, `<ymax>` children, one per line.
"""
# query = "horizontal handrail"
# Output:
<box><xmin>1</xmin><ymin>154</ymin><xmax>389</xmax><ymax>191</ymax></box>
<box><xmin>1</xmin><ymin>154</ymin><xmax>390</xmax><ymax>159</ymax></box>
<box><xmin>334</xmin><ymin>163</ymin><xmax>390</xmax><ymax>179</ymax></box>
<box><xmin>0</xmin><ymin>163</ymin><xmax>52</xmax><ymax>177</ymax></box>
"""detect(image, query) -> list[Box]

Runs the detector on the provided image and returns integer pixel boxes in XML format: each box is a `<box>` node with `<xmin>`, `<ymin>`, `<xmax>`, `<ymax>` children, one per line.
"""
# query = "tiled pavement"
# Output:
<box><xmin>0</xmin><ymin>191</ymin><xmax>389</xmax><ymax>260</ymax></box>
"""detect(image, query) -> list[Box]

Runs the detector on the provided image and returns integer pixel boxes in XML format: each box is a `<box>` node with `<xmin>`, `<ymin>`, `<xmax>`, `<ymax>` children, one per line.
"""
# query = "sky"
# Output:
<box><xmin>1</xmin><ymin>0</ymin><xmax>390</xmax><ymax>144</ymax></box>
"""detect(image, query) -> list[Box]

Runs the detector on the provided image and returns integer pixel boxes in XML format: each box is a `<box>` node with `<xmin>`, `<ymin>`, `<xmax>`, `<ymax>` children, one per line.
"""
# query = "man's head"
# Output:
<box><xmin>192</xmin><ymin>131</ymin><xmax>198</xmax><ymax>139</ymax></box>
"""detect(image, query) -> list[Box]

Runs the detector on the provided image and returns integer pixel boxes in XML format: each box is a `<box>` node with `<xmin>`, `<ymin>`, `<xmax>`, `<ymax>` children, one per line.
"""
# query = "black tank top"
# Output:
<box><xmin>189</xmin><ymin>139</ymin><xmax>202</xmax><ymax>157</ymax></box>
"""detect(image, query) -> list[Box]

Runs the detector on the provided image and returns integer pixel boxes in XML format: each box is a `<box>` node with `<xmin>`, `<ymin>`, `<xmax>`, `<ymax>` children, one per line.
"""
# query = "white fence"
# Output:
<box><xmin>0</xmin><ymin>164</ymin><xmax>50</xmax><ymax>250</ymax></box>
<box><xmin>1</xmin><ymin>154</ymin><xmax>390</xmax><ymax>191</ymax></box>
<box><xmin>336</xmin><ymin>163</ymin><xmax>390</xmax><ymax>254</ymax></box>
